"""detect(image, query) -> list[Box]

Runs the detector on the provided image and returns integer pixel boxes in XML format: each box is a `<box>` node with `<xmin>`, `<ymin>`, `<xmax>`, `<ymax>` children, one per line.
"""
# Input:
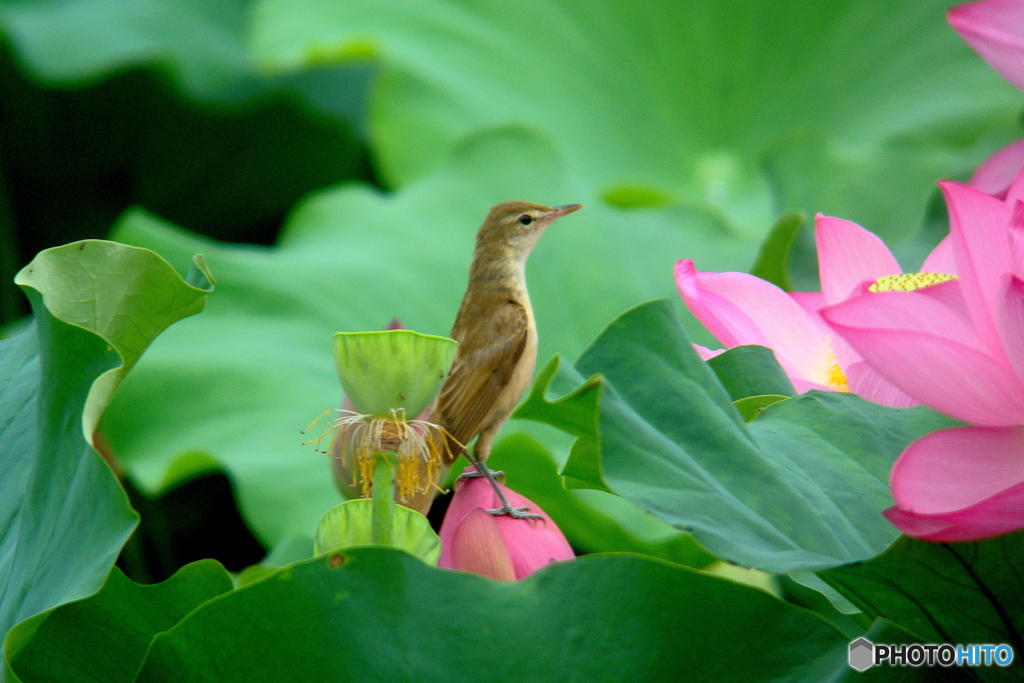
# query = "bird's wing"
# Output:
<box><xmin>434</xmin><ymin>301</ymin><xmax>528</xmax><ymax>456</ymax></box>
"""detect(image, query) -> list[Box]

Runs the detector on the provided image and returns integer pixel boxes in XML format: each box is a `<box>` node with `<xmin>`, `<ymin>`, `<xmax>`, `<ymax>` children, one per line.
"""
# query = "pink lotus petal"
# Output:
<box><xmin>998</xmin><ymin>275</ymin><xmax>1024</xmax><ymax>382</ymax></box>
<box><xmin>883</xmin><ymin>491</ymin><xmax>1024</xmax><ymax>542</ymax></box>
<box><xmin>494</xmin><ymin>513</ymin><xmax>574</xmax><ymax>580</ymax></box>
<box><xmin>824</xmin><ymin>287</ymin><xmax>983</xmax><ymax>347</ymax></box>
<box><xmin>885</xmin><ymin>426</ymin><xmax>1024</xmax><ymax>541</ymax></box>
<box><xmin>438</xmin><ymin>469</ymin><xmax>573</xmax><ymax>580</ymax></box>
<box><xmin>919</xmin><ymin>235</ymin><xmax>956</xmax><ymax>275</ymax></box>
<box><xmin>892</xmin><ymin>426</ymin><xmax>1024</xmax><ymax>512</ymax></box>
<box><xmin>788</xmin><ymin>291</ymin><xmax>826</xmax><ymax>321</ymax></box>
<box><xmin>969</xmin><ymin>139</ymin><xmax>1024</xmax><ymax>200</ymax></box>
<box><xmin>823</xmin><ymin>291</ymin><xmax>1024</xmax><ymax>424</ymax></box>
<box><xmin>844</xmin><ymin>362</ymin><xmax>918</xmax><ymax>408</ymax></box>
<box><xmin>693</xmin><ymin>343</ymin><xmax>725</xmax><ymax>361</ymax></box>
<box><xmin>789</xmin><ymin>377</ymin><xmax>834</xmax><ymax>394</ymax></box>
<box><xmin>940</xmin><ymin>179</ymin><xmax>1015</xmax><ymax>356</ymax></box>
<box><xmin>828</xmin><ymin>326</ymin><xmax>861</xmax><ymax>373</ymax></box>
<box><xmin>815</xmin><ymin>215</ymin><xmax>902</xmax><ymax>304</ymax></box>
<box><xmin>448</xmin><ymin>507</ymin><xmax>516</xmax><ymax>581</ymax></box>
<box><xmin>787</xmin><ymin>291</ymin><xmax>862</xmax><ymax>371</ymax></box>
<box><xmin>913</xmin><ymin>278</ymin><xmax>970</xmax><ymax>318</ymax></box>
<box><xmin>949</xmin><ymin>0</ymin><xmax>1024</xmax><ymax>92</ymax></box>
<box><xmin>1011</xmin><ymin>201</ymin><xmax>1024</xmax><ymax>277</ymax></box>
<box><xmin>882</xmin><ymin>507</ymin><xmax>960</xmax><ymax>539</ymax></box>
<box><xmin>675</xmin><ymin>260</ymin><xmax>831</xmax><ymax>383</ymax></box>
<box><xmin>1006</xmin><ymin>164</ymin><xmax>1024</xmax><ymax>206</ymax></box>
<box><xmin>437</xmin><ymin>475</ymin><xmax>490</xmax><ymax>562</ymax></box>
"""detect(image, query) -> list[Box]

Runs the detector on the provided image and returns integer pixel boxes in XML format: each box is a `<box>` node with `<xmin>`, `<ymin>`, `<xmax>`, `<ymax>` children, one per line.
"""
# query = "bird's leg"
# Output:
<box><xmin>463</xmin><ymin>453</ymin><xmax>541</xmax><ymax>520</ymax></box>
<box><xmin>454</xmin><ymin>433</ymin><xmax>501</xmax><ymax>481</ymax></box>
<box><xmin>464</xmin><ymin>433</ymin><xmax>541</xmax><ymax>520</ymax></box>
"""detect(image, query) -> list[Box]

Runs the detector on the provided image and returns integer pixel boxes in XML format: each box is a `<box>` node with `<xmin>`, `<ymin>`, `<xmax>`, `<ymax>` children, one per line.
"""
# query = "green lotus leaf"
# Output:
<box><xmin>251</xmin><ymin>0</ymin><xmax>1020</xmax><ymax>269</ymax></box>
<box><xmin>486</xmin><ymin>431</ymin><xmax>716</xmax><ymax>568</ymax></box>
<box><xmin>4</xmin><ymin>560</ymin><xmax>233</xmax><ymax>683</ymax></box>
<box><xmin>0</xmin><ymin>0</ymin><xmax>372</xmax><ymax>118</ymax></box>
<box><xmin>733</xmin><ymin>394</ymin><xmax>790</xmax><ymax>422</ymax></box>
<box><xmin>749</xmin><ymin>211</ymin><xmax>804</xmax><ymax>291</ymax></box>
<box><xmin>0</xmin><ymin>240</ymin><xmax>212</xmax><ymax>645</ymax></box>
<box><xmin>132</xmin><ymin>549</ymin><xmax>857</xmax><ymax>681</ymax></box>
<box><xmin>707</xmin><ymin>345</ymin><xmax>797</xmax><ymax>401</ymax></box>
<box><xmin>821</xmin><ymin>529</ymin><xmax>1024</xmax><ymax>652</ymax></box>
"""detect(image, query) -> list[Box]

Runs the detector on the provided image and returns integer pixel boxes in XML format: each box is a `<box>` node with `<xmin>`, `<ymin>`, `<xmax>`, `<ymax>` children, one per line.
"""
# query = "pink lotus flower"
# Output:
<box><xmin>438</xmin><ymin>468</ymin><xmax>574</xmax><ymax>580</ymax></box>
<box><xmin>950</xmin><ymin>0</ymin><xmax>1024</xmax><ymax>198</ymax></box>
<box><xmin>822</xmin><ymin>174</ymin><xmax>1024</xmax><ymax>541</ymax></box>
<box><xmin>674</xmin><ymin>216</ymin><xmax>953</xmax><ymax>406</ymax></box>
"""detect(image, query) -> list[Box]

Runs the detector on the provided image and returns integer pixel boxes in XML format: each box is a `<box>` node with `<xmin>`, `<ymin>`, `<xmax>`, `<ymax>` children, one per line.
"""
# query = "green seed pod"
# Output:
<box><xmin>331</xmin><ymin>330</ymin><xmax>457</xmax><ymax>418</ymax></box>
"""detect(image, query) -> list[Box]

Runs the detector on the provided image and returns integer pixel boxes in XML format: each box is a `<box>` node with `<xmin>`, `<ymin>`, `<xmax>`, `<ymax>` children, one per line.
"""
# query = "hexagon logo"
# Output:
<box><xmin>849</xmin><ymin>637</ymin><xmax>874</xmax><ymax>672</ymax></box>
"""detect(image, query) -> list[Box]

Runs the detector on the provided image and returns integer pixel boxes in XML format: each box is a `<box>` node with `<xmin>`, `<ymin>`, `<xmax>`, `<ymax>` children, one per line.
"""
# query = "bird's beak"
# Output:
<box><xmin>549</xmin><ymin>204</ymin><xmax>583</xmax><ymax>218</ymax></box>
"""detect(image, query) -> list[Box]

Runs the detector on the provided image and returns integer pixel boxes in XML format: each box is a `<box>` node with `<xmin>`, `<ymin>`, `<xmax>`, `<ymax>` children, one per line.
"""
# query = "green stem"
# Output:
<box><xmin>371</xmin><ymin>452</ymin><xmax>395</xmax><ymax>545</ymax></box>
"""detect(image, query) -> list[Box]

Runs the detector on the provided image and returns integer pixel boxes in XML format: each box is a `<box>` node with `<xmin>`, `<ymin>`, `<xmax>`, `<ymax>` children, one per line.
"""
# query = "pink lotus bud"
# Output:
<box><xmin>438</xmin><ymin>468</ymin><xmax>574</xmax><ymax>580</ymax></box>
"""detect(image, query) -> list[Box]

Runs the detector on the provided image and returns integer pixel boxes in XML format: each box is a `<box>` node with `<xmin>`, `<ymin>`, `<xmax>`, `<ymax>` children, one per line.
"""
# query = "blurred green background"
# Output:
<box><xmin>1</xmin><ymin>0</ymin><xmax>1021</xmax><ymax>582</ymax></box>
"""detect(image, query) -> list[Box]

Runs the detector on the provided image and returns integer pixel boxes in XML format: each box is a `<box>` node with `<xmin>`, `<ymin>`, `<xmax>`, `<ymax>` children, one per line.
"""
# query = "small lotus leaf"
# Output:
<box><xmin>314</xmin><ymin>498</ymin><xmax>441</xmax><ymax>565</ymax></box>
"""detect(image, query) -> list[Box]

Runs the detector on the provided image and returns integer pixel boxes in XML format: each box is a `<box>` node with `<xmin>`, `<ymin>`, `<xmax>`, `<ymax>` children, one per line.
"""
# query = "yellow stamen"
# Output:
<box><xmin>826</xmin><ymin>359</ymin><xmax>848</xmax><ymax>391</ymax></box>
<box><xmin>301</xmin><ymin>408</ymin><xmax>341</xmax><ymax>452</ymax></box>
<box><xmin>868</xmin><ymin>272</ymin><xmax>957</xmax><ymax>292</ymax></box>
<box><xmin>825</xmin><ymin>335</ymin><xmax>848</xmax><ymax>392</ymax></box>
<box><xmin>317</xmin><ymin>408</ymin><xmax>450</xmax><ymax>505</ymax></box>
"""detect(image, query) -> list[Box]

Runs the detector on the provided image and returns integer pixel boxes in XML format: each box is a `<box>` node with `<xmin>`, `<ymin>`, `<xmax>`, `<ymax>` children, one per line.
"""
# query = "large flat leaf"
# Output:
<box><xmin>0</xmin><ymin>0</ymin><xmax>371</xmax><ymax>118</ymax></box>
<box><xmin>0</xmin><ymin>0</ymin><xmax>254</xmax><ymax>97</ymax></box>
<box><xmin>252</xmin><ymin>0</ymin><xmax>1020</xmax><ymax>251</ymax></box>
<box><xmin>515</xmin><ymin>300</ymin><xmax>956</xmax><ymax>573</ymax></box>
<box><xmin>0</xmin><ymin>3</ymin><xmax>369</xmax><ymax>330</ymax></box>
<box><xmin>487</xmin><ymin>431</ymin><xmax>716</xmax><ymax>567</ymax></box>
<box><xmin>750</xmin><ymin>211</ymin><xmax>804</xmax><ymax>291</ymax></box>
<box><xmin>822</xmin><ymin>530</ymin><xmax>1024</xmax><ymax>682</ymax></box>
<box><xmin>105</xmin><ymin>127</ymin><xmax>750</xmax><ymax>546</ymax></box>
<box><xmin>0</xmin><ymin>19</ymin><xmax>368</xmax><ymax>326</ymax></box>
<box><xmin>4</xmin><ymin>560</ymin><xmax>233</xmax><ymax>683</ymax></box>
<box><xmin>132</xmin><ymin>548</ymin><xmax>855</xmax><ymax>681</ymax></box>
<box><xmin>0</xmin><ymin>240</ymin><xmax>212</xmax><ymax>642</ymax></box>
<box><xmin>0</xmin><ymin>59</ymin><xmax>365</xmax><ymax>247</ymax></box>
<box><xmin>707</xmin><ymin>345</ymin><xmax>797</xmax><ymax>401</ymax></box>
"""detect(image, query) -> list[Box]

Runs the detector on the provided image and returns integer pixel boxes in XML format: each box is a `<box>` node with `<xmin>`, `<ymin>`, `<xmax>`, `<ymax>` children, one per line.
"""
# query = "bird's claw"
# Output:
<box><xmin>487</xmin><ymin>505</ymin><xmax>543</xmax><ymax>520</ymax></box>
<box><xmin>458</xmin><ymin>469</ymin><xmax>506</xmax><ymax>483</ymax></box>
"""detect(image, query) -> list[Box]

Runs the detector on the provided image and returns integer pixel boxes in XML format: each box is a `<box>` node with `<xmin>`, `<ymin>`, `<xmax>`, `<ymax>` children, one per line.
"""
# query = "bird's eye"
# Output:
<box><xmin>518</xmin><ymin>214</ymin><xmax>533</xmax><ymax>226</ymax></box>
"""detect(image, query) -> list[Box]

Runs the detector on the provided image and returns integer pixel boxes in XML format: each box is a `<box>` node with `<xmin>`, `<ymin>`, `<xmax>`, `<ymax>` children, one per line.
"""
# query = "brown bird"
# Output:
<box><xmin>430</xmin><ymin>200</ymin><xmax>582</xmax><ymax>518</ymax></box>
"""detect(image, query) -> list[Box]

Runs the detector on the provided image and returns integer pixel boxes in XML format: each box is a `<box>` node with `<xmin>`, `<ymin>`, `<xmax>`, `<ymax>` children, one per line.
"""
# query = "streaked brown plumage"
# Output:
<box><xmin>429</xmin><ymin>201</ymin><xmax>582</xmax><ymax>491</ymax></box>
